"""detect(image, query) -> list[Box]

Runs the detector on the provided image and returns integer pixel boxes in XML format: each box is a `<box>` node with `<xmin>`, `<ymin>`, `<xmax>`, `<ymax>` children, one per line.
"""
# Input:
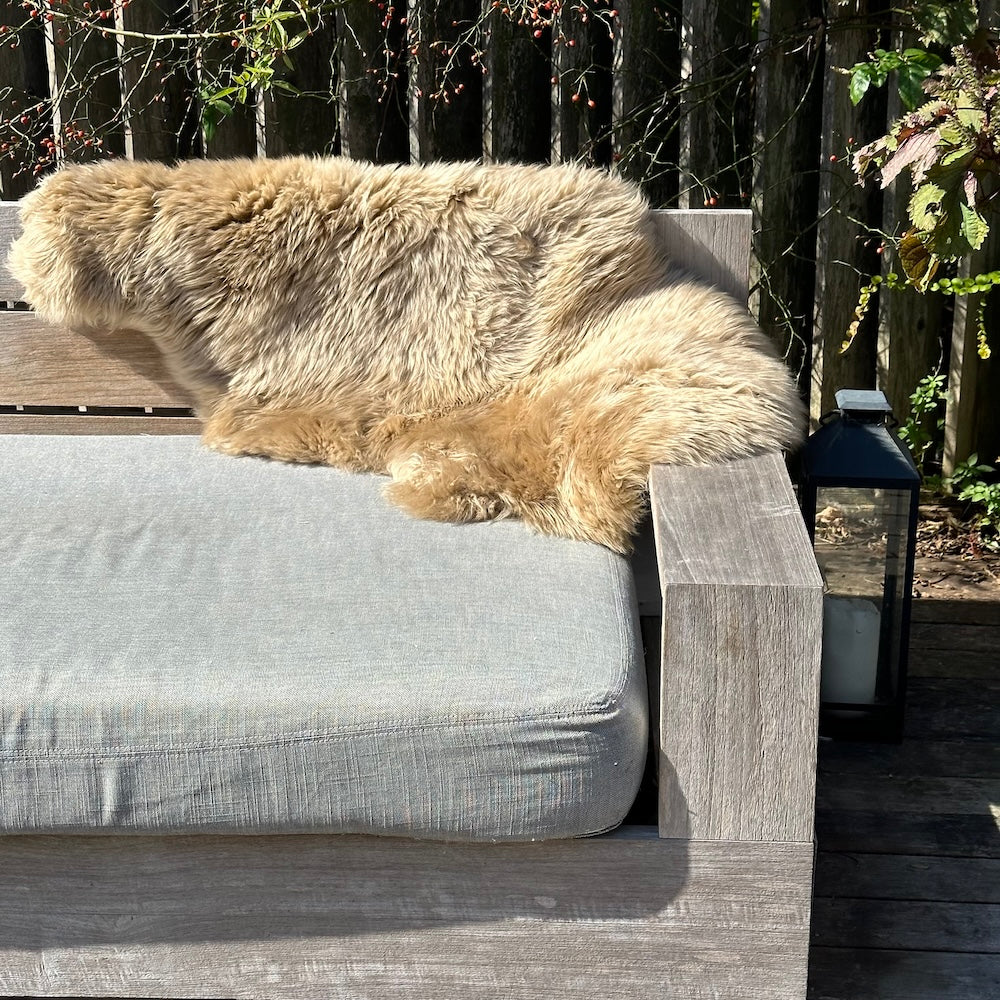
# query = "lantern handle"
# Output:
<box><xmin>818</xmin><ymin>407</ymin><xmax>900</xmax><ymax>429</ymax></box>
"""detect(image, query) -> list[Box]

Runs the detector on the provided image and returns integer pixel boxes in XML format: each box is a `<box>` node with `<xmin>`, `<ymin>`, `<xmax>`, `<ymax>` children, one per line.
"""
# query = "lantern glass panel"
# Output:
<box><xmin>814</xmin><ymin>485</ymin><xmax>911</xmax><ymax>709</ymax></box>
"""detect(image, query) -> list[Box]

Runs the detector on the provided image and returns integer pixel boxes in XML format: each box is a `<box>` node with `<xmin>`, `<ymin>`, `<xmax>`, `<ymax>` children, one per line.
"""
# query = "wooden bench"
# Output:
<box><xmin>0</xmin><ymin>203</ymin><xmax>822</xmax><ymax>1000</ymax></box>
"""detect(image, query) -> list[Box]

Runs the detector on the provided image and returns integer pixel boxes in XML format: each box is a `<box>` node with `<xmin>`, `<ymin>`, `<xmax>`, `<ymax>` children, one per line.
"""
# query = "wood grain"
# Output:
<box><xmin>652</xmin><ymin>209</ymin><xmax>752</xmax><ymax>303</ymax></box>
<box><xmin>0</xmin><ymin>833</ymin><xmax>814</xmax><ymax>999</ymax></box>
<box><xmin>0</xmin><ymin>414</ymin><xmax>199</xmax><ymax>435</ymax></box>
<box><xmin>809</xmin><ymin>1</ymin><xmax>885</xmax><ymax>423</ymax></box>
<box><xmin>910</xmin><ymin>622</ymin><xmax>1000</xmax><ymax>652</ymax></box>
<box><xmin>611</xmin><ymin>0</ymin><xmax>679</xmax><ymax>208</ymax></box>
<box><xmin>678</xmin><ymin>0</ymin><xmax>752</xmax><ymax>210</ymax></box>
<box><xmin>911</xmin><ymin>599</ymin><xmax>1000</xmax><ymax>627</ymax></box>
<box><xmin>910</xmin><ymin>648</ymin><xmax>1000</xmax><ymax>680</ymax></box>
<box><xmin>117</xmin><ymin>1</ymin><xmax>198</xmax><ymax>161</ymax></box>
<box><xmin>943</xmin><ymin>228</ymin><xmax>1000</xmax><ymax>475</ymax></box>
<box><xmin>484</xmin><ymin>9</ymin><xmax>551</xmax><ymax>164</ymax></box>
<box><xmin>812</xmin><ymin>898</ymin><xmax>1000</xmax><ymax>953</ymax></box>
<box><xmin>815</xmin><ymin>808</ymin><xmax>1000</xmax><ymax>859</ymax></box>
<box><xmin>626</xmin><ymin>208</ymin><xmax>754</xmax><ymax>614</ymax></box>
<box><xmin>651</xmin><ymin>452</ymin><xmax>823</xmax><ymax>842</ymax></box>
<box><xmin>0</xmin><ymin>311</ymin><xmax>190</xmax><ymax>408</ymax></box>
<box><xmin>815</xmin><ymin>853</ymin><xmax>1000</xmax><ymax>904</ymax></box>
<box><xmin>0</xmin><ymin>200</ymin><xmax>23</xmax><ymax>299</ymax></box>
<box><xmin>905</xmin><ymin>678</ymin><xmax>1000</xmax><ymax>741</ymax></box>
<box><xmin>808</xmin><ymin>949</ymin><xmax>1000</xmax><ymax>1000</ymax></box>
<box><xmin>337</xmin><ymin>1</ymin><xmax>408</xmax><ymax>163</ymax></box>
<box><xmin>750</xmin><ymin>0</ymin><xmax>824</xmax><ymax>383</ymax></box>
<box><xmin>819</xmin><ymin>738</ymin><xmax>1000</xmax><ymax>780</ymax></box>
<box><xmin>261</xmin><ymin>21</ymin><xmax>340</xmax><ymax>159</ymax></box>
<box><xmin>407</xmin><ymin>1</ymin><xmax>483</xmax><ymax>163</ymax></box>
<box><xmin>817</xmin><ymin>774</ymin><xmax>1000</xmax><ymax>816</ymax></box>
<box><xmin>876</xmin><ymin>62</ymin><xmax>944</xmax><ymax>422</ymax></box>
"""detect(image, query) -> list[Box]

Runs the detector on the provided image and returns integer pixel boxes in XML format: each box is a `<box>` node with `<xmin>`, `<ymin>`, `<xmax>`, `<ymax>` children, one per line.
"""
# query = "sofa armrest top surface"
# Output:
<box><xmin>649</xmin><ymin>452</ymin><xmax>821</xmax><ymax>591</ymax></box>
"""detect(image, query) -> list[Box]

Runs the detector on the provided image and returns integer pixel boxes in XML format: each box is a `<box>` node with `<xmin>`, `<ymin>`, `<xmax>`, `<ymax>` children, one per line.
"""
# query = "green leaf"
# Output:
<box><xmin>909</xmin><ymin>182</ymin><xmax>947</xmax><ymax>230</ymax></box>
<box><xmin>955</xmin><ymin>90</ymin><xmax>985</xmax><ymax>130</ymax></box>
<box><xmin>897</xmin><ymin>63</ymin><xmax>930</xmax><ymax>110</ymax></box>
<box><xmin>939</xmin><ymin>143</ymin><xmax>976</xmax><ymax>168</ymax></box>
<box><xmin>849</xmin><ymin>65</ymin><xmax>874</xmax><ymax>105</ymax></box>
<box><xmin>960</xmin><ymin>203</ymin><xmax>990</xmax><ymax>251</ymax></box>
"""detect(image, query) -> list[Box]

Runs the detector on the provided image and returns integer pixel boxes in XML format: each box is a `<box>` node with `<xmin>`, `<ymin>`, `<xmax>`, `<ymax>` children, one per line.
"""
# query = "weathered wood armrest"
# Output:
<box><xmin>649</xmin><ymin>452</ymin><xmax>823</xmax><ymax>842</ymax></box>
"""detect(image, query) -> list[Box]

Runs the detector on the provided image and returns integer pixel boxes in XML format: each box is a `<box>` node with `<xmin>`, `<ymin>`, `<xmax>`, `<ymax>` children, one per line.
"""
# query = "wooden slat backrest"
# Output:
<box><xmin>0</xmin><ymin>201</ymin><xmax>751</xmax><ymax>424</ymax></box>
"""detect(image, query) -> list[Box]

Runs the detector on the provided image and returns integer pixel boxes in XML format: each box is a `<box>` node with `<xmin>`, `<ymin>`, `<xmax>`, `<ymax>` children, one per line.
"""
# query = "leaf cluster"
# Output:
<box><xmin>199</xmin><ymin>2</ymin><xmax>314</xmax><ymax>140</ymax></box>
<box><xmin>949</xmin><ymin>453</ymin><xmax>1000</xmax><ymax>546</ymax></box>
<box><xmin>898</xmin><ymin>372</ymin><xmax>947</xmax><ymax>474</ymax></box>
<box><xmin>847</xmin><ymin>48</ymin><xmax>943</xmax><ymax>111</ymax></box>
<box><xmin>853</xmin><ymin>37</ymin><xmax>1000</xmax><ymax>289</ymax></box>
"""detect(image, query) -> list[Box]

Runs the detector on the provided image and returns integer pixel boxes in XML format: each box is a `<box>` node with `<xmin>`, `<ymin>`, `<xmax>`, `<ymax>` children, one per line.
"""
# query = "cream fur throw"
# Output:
<box><xmin>11</xmin><ymin>158</ymin><xmax>803</xmax><ymax>551</ymax></box>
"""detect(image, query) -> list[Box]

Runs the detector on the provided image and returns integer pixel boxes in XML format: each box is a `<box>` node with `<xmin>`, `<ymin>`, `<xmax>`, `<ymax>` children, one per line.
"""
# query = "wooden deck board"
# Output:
<box><xmin>815</xmin><ymin>854</ymin><xmax>1000</xmax><ymax>904</ymax></box>
<box><xmin>808</xmin><ymin>598</ymin><xmax>1000</xmax><ymax>998</ymax></box>
<box><xmin>809</xmin><ymin>949</ymin><xmax>1000</xmax><ymax>1000</ymax></box>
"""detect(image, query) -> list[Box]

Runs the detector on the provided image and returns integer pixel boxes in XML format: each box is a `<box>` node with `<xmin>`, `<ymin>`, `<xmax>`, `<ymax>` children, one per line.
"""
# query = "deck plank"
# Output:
<box><xmin>910</xmin><ymin>598</ymin><xmax>1000</xmax><ymax>626</ymax></box>
<box><xmin>815</xmin><ymin>809</ymin><xmax>1000</xmax><ymax>859</ymax></box>
<box><xmin>910</xmin><ymin>647</ymin><xmax>1000</xmax><ymax>679</ymax></box>
<box><xmin>808</xmin><ymin>949</ymin><xmax>1000</xmax><ymax>1000</ymax></box>
<box><xmin>811</xmin><ymin>898</ymin><xmax>1000</xmax><ymax>953</ymax></box>
<box><xmin>809</xmin><ymin>603</ymin><xmax>1000</xmax><ymax>998</ymax></box>
<box><xmin>910</xmin><ymin>621</ymin><xmax>1000</xmax><ymax>652</ymax></box>
<box><xmin>905</xmin><ymin>678</ymin><xmax>1000</xmax><ymax>741</ymax></box>
<box><xmin>818</xmin><ymin>739</ymin><xmax>1000</xmax><ymax>779</ymax></box>
<box><xmin>815</xmin><ymin>853</ymin><xmax>1000</xmax><ymax>904</ymax></box>
<box><xmin>816</xmin><ymin>774</ymin><xmax>999</xmax><ymax>815</ymax></box>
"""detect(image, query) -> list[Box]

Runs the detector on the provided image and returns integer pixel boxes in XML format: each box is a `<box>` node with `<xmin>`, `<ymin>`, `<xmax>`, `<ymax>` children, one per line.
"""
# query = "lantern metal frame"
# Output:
<box><xmin>800</xmin><ymin>389</ymin><xmax>921</xmax><ymax>743</ymax></box>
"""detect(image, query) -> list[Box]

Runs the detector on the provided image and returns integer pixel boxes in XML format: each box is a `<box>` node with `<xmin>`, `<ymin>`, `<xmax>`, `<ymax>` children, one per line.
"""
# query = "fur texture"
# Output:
<box><xmin>10</xmin><ymin>157</ymin><xmax>804</xmax><ymax>551</ymax></box>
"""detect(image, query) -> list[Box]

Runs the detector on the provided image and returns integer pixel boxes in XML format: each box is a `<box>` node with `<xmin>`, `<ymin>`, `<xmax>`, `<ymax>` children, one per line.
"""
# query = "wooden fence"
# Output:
<box><xmin>0</xmin><ymin>0</ymin><xmax>997</xmax><ymax>471</ymax></box>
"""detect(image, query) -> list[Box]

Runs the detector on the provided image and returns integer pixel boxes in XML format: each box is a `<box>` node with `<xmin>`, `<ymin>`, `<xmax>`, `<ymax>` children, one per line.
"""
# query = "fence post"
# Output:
<box><xmin>550</xmin><ymin>5</ymin><xmax>612</xmax><ymax>165</ymax></box>
<box><xmin>678</xmin><ymin>0</ymin><xmax>752</xmax><ymax>209</ymax></box>
<box><xmin>611</xmin><ymin>0</ymin><xmax>679</xmax><ymax>206</ymax></box>
<box><xmin>117</xmin><ymin>1</ymin><xmax>199</xmax><ymax>160</ymax></box>
<box><xmin>408</xmin><ymin>0</ymin><xmax>482</xmax><ymax>162</ymax></box>
<box><xmin>750</xmin><ymin>0</ymin><xmax>823</xmax><ymax>385</ymax></box>
<box><xmin>338</xmin><ymin>0</ymin><xmax>408</xmax><ymax>162</ymax></box>
<box><xmin>483</xmin><ymin>9</ymin><xmax>549</xmax><ymax>164</ymax></box>
<box><xmin>263</xmin><ymin>20</ymin><xmax>339</xmax><ymax>157</ymax></box>
<box><xmin>876</xmin><ymin>31</ymin><xmax>945</xmax><ymax>423</ymax></box>
<box><xmin>943</xmin><ymin>231</ymin><xmax>1000</xmax><ymax>475</ymax></box>
<box><xmin>0</xmin><ymin>12</ymin><xmax>49</xmax><ymax>199</ymax></box>
<box><xmin>44</xmin><ymin>12</ymin><xmax>125</xmax><ymax>161</ymax></box>
<box><xmin>809</xmin><ymin>0</ymin><xmax>886</xmax><ymax>425</ymax></box>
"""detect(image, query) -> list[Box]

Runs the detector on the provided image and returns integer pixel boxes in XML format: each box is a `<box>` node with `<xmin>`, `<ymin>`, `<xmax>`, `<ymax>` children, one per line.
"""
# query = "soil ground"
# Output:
<box><xmin>913</xmin><ymin>499</ymin><xmax>1000</xmax><ymax>601</ymax></box>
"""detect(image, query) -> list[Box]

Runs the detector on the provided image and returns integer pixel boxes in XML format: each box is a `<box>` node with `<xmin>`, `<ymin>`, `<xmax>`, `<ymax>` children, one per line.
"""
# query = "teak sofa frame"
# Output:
<box><xmin>0</xmin><ymin>205</ymin><xmax>823</xmax><ymax>1000</ymax></box>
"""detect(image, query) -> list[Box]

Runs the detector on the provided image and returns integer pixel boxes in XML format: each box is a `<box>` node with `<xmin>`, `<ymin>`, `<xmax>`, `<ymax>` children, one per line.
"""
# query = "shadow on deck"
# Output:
<box><xmin>808</xmin><ymin>597</ymin><xmax>1000</xmax><ymax>1000</ymax></box>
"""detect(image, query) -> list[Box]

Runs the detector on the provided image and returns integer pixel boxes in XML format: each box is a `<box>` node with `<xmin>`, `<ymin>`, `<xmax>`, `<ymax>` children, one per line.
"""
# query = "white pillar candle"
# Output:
<box><xmin>821</xmin><ymin>595</ymin><xmax>881</xmax><ymax>706</ymax></box>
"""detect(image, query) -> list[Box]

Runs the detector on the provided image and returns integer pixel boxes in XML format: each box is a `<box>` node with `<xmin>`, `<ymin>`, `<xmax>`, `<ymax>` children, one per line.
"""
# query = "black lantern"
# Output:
<box><xmin>801</xmin><ymin>389</ymin><xmax>920</xmax><ymax>742</ymax></box>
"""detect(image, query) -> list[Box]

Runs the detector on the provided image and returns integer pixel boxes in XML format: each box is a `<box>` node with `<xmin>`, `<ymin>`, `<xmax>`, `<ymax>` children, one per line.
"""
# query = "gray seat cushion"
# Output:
<box><xmin>0</xmin><ymin>435</ymin><xmax>647</xmax><ymax>841</ymax></box>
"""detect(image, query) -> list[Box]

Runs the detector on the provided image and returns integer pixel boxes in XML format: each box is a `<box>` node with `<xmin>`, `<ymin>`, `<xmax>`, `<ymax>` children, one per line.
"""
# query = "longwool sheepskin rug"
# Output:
<box><xmin>10</xmin><ymin>157</ymin><xmax>803</xmax><ymax>551</ymax></box>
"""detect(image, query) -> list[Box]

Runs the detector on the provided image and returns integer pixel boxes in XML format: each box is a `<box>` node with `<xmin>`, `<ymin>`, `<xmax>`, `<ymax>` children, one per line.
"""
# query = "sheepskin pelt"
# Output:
<box><xmin>10</xmin><ymin>157</ymin><xmax>803</xmax><ymax>551</ymax></box>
